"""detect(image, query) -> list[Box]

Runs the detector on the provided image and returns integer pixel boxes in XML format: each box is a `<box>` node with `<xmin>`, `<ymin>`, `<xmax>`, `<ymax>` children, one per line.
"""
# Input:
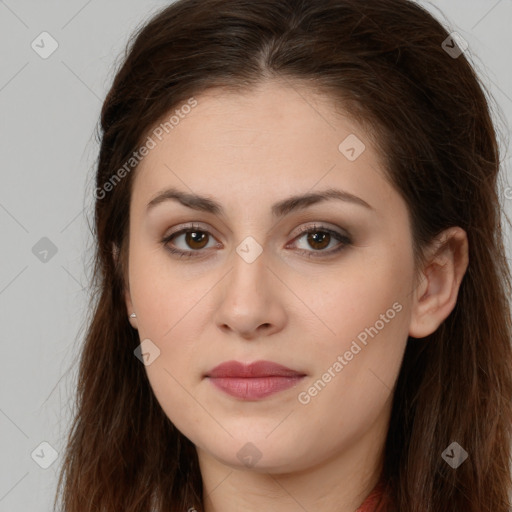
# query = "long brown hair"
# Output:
<box><xmin>54</xmin><ymin>0</ymin><xmax>512</xmax><ymax>510</ymax></box>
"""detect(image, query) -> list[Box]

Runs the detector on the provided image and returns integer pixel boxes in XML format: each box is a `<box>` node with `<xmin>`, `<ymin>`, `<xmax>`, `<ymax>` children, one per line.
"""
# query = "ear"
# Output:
<box><xmin>408</xmin><ymin>227</ymin><xmax>469</xmax><ymax>339</ymax></box>
<box><xmin>113</xmin><ymin>242</ymin><xmax>138</xmax><ymax>330</ymax></box>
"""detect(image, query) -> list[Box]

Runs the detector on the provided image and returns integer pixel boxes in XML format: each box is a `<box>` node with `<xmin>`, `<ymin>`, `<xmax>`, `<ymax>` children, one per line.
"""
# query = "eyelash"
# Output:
<box><xmin>161</xmin><ymin>223</ymin><xmax>352</xmax><ymax>260</ymax></box>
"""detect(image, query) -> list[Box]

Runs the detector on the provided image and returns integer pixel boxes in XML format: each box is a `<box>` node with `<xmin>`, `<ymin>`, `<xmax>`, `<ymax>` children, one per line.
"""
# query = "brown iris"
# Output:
<box><xmin>185</xmin><ymin>230</ymin><xmax>209</xmax><ymax>250</ymax></box>
<box><xmin>306</xmin><ymin>231</ymin><xmax>330</xmax><ymax>251</ymax></box>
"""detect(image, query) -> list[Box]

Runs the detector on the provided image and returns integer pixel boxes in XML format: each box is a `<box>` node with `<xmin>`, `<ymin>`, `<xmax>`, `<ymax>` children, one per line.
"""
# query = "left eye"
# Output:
<box><xmin>161</xmin><ymin>224</ymin><xmax>351</xmax><ymax>259</ymax></box>
<box><xmin>286</xmin><ymin>224</ymin><xmax>352</xmax><ymax>259</ymax></box>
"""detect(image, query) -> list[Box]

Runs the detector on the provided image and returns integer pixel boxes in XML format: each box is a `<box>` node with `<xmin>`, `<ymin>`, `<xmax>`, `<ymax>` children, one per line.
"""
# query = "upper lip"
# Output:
<box><xmin>206</xmin><ymin>360</ymin><xmax>305</xmax><ymax>378</ymax></box>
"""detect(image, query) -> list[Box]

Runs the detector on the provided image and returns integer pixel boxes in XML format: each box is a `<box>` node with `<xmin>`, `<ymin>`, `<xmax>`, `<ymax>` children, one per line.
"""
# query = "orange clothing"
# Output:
<box><xmin>355</xmin><ymin>479</ymin><xmax>389</xmax><ymax>512</ymax></box>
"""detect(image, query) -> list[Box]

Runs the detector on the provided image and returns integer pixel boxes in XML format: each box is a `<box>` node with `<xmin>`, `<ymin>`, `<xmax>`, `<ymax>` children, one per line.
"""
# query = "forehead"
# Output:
<box><xmin>131</xmin><ymin>80</ymin><xmax>397</xmax><ymax>217</ymax></box>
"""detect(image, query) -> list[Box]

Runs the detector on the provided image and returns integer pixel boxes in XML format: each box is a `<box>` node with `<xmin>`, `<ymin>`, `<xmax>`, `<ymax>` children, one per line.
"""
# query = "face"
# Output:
<box><xmin>124</xmin><ymin>80</ymin><xmax>418</xmax><ymax>474</ymax></box>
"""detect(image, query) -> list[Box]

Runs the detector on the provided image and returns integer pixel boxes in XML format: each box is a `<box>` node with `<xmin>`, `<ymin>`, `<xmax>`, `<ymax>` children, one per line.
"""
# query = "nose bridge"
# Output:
<box><xmin>214</xmin><ymin>236</ymin><xmax>284</xmax><ymax>337</ymax></box>
<box><xmin>228</xmin><ymin>236</ymin><xmax>269</xmax><ymax>300</ymax></box>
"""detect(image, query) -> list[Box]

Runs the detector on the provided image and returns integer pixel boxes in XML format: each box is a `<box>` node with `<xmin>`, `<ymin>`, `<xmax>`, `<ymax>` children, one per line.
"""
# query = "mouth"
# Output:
<box><xmin>205</xmin><ymin>360</ymin><xmax>306</xmax><ymax>400</ymax></box>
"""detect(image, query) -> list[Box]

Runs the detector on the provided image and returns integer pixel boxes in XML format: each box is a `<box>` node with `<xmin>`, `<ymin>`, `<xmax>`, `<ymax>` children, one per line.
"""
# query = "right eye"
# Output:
<box><xmin>161</xmin><ymin>224</ymin><xmax>220</xmax><ymax>258</ymax></box>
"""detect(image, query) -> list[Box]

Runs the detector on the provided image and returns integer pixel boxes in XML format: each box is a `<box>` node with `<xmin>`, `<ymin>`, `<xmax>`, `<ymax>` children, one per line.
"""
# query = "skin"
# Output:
<box><xmin>122</xmin><ymin>80</ymin><xmax>469</xmax><ymax>512</ymax></box>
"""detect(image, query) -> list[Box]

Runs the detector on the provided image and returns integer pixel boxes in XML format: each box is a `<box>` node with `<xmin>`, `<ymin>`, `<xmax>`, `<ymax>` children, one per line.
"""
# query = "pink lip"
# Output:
<box><xmin>205</xmin><ymin>360</ymin><xmax>306</xmax><ymax>400</ymax></box>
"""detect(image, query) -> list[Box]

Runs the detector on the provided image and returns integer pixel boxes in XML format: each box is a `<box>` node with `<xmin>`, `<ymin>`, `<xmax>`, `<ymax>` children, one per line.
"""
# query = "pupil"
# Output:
<box><xmin>187</xmin><ymin>231</ymin><xmax>207</xmax><ymax>249</ymax></box>
<box><xmin>309</xmin><ymin>231</ymin><xmax>329</xmax><ymax>250</ymax></box>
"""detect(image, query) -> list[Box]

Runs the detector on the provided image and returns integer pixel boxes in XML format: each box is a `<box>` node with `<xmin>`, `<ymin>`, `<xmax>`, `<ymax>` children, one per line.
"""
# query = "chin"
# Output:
<box><xmin>196</xmin><ymin>435</ymin><xmax>317</xmax><ymax>474</ymax></box>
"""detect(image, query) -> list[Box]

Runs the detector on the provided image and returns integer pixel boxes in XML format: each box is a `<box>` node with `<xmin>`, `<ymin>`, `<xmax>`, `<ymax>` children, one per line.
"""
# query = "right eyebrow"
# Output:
<box><xmin>146</xmin><ymin>186</ymin><xmax>374</xmax><ymax>217</ymax></box>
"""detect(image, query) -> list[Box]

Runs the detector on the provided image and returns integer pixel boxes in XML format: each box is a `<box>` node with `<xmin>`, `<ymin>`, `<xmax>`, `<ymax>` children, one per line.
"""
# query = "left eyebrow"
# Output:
<box><xmin>146</xmin><ymin>186</ymin><xmax>374</xmax><ymax>217</ymax></box>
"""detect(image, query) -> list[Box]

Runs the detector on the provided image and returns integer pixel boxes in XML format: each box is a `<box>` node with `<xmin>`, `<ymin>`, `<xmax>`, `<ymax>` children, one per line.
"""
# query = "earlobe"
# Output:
<box><xmin>113</xmin><ymin>242</ymin><xmax>138</xmax><ymax>330</ymax></box>
<box><xmin>125</xmin><ymin>288</ymin><xmax>138</xmax><ymax>330</ymax></box>
<box><xmin>408</xmin><ymin>227</ymin><xmax>469</xmax><ymax>339</ymax></box>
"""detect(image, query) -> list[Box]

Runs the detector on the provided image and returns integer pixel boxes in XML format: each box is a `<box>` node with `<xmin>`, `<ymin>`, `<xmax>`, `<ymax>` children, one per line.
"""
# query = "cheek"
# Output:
<box><xmin>293</xmin><ymin>288</ymin><xmax>409</xmax><ymax>452</ymax></box>
<box><xmin>128</xmin><ymin>243</ymin><xmax>202</xmax><ymax>339</ymax></box>
<box><xmin>307</xmin><ymin>247</ymin><xmax>413</xmax><ymax>350</ymax></box>
<box><xmin>129</xmin><ymin>256</ymin><xmax>210</xmax><ymax>437</ymax></box>
<box><xmin>295</xmin><ymin>246</ymin><xmax>413</xmax><ymax>409</ymax></box>
<box><xmin>144</xmin><ymin>356</ymin><xmax>214</xmax><ymax>448</ymax></box>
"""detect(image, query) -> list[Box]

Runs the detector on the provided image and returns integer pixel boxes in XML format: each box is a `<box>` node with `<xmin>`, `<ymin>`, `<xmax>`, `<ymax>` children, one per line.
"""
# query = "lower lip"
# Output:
<box><xmin>208</xmin><ymin>376</ymin><xmax>304</xmax><ymax>400</ymax></box>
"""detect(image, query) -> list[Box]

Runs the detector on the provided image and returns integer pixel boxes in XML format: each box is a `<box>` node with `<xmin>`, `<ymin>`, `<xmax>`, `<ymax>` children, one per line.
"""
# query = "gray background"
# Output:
<box><xmin>0</xmin><ymin>1</ymin><xmax>511</xmax><ymax>510</ymax></box>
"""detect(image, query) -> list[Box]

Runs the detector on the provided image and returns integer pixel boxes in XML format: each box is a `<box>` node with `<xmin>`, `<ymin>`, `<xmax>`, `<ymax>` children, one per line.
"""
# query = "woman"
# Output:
<box><xmin>55</xmin><ymin>0</ymin><xmax>512</xmax><ymax>510</ymax></box>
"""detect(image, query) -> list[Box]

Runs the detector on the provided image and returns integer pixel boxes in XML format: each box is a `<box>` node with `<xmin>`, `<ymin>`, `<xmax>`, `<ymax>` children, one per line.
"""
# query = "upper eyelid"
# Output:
<box><xmin>164</xmin><ymin>222</ymin><xmax>216</xmax><ymax>238</ymax></box>
<box><xmin>164</xmin><ymin>222</ymin><xmax>347</xmax><ymax>239</ymax></box>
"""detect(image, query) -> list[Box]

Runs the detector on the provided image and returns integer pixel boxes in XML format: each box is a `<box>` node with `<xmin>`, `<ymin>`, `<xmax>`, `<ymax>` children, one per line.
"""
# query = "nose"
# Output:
<box><xmin>214</xmin><ymin>246</ymin><xmax>287</xmax><ymax>341</ymax></box>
